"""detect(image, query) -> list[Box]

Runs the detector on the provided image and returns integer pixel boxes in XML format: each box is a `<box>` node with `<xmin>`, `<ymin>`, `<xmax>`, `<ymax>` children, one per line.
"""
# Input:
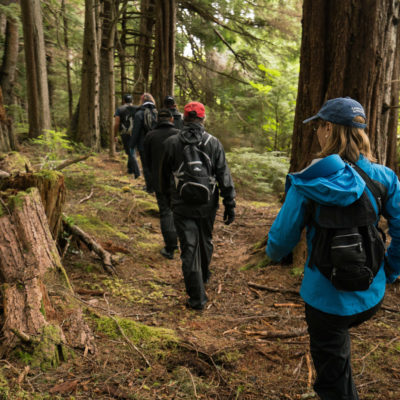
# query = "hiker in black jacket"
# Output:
<box><xmin>143</xmin><ymin>109</ymin><xmax>179</xmax><ymax>260</ymax></box>
<box><xmin>160</xmin><ymin>101</ymin><xmax>236</xmax><ymax>310</ymax></box>
<box><xmin>164</xmin><ymin>95</ymin><xmax>183</xmax><ymax>130</ymax></box>
<box><xmin>130</xmin><ymin>93</ymin><xmax>157</xmax><ymax>193</ymax></box>
<box><xmin>114</xmin><ymin>94</ymin><xmax>140</xmax><ymax>178</ymax></box>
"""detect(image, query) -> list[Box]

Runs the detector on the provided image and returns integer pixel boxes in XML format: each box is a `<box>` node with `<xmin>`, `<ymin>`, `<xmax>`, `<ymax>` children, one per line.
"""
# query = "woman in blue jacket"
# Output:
<box><xmin>266</xmin><ymin>97</ymin><xmax>400</xmax><ymax>400</ymax></box>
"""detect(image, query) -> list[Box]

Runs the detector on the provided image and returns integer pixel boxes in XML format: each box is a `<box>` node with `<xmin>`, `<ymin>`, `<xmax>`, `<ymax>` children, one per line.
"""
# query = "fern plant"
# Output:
<box><xmin>30</xmin><ymin>130</ymin><xmax>81</xmax><ymax>170</ymax></box>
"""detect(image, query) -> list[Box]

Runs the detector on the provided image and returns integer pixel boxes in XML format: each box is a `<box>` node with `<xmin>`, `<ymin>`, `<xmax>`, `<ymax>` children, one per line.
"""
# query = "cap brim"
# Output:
<box><xmin>302</xmin><ymin>115</ymin><xmax>319</xmax><ymax>124</ymax></box>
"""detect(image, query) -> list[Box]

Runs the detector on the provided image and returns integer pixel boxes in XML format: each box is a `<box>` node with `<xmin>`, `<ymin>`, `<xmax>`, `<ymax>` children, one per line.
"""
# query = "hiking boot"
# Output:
<box><xmin>160</xmin><ymin>247</ymin><xmax>174</xmax><ymax>260</ymax></box>
<box><xmin>185</xmin><ymin>300</ymin><xmax>205</xmax><ymax>311</ymax></box>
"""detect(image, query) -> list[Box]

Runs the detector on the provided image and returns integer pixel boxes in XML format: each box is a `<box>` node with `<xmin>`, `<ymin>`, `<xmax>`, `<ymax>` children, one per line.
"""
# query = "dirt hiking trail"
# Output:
<box><xmin>4</xmin><ymin>152</ymin><xmax>400</xmax><ymax>400</ymax></box>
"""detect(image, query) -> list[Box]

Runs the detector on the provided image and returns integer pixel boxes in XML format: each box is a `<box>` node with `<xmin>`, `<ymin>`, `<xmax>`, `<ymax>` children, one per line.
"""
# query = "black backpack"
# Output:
<box><xmin>120</xmin><ymin>105</ymin><xmax>137</xmax><ymax>135</ymax></box>
<box><xmin>174</xmin><ymin>133</ymin><xmax>216</xmax><ymax>205</ymax></box>
<box><xmin>143</xmin><ymin>107</ymin><xmax>158</xmax><ymax>133</ymax></box>
<box><xmin>308</xmin><ymin>163</ymin><xmax>387</xmax><ymax>292</ymax></box>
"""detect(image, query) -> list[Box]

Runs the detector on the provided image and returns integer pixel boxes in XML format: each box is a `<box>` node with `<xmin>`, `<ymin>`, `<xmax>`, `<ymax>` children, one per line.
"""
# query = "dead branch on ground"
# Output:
<box><xmin>62</xmin><ymin>215</ymin><xmax>117</xmax><ymax>275</ymax></box>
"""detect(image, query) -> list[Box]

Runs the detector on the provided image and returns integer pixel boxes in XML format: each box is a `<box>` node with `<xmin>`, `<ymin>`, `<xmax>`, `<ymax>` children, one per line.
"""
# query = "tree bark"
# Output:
<box><xmin>0</xmin><ymin>87</ymin><xmax>15</xmax><ymax>152</ymax></box>
<box><xmin>134</xmin><ymin>0</ymin><xmax>156</xmax><ymax>101</ymax></box>
<box><xmin>20</xmin><ymin>0</ymin><xmax>51</xmax><ymax>138</ymax></box>
<box><xmin>0</xmin><ymin>187</ymin><xmax>95</xmax><ymax>361</ymax></box>
<box><xmin>0</xmin><ymin>171</ymin><xmax>66</xmax><ymax>239</ymax></box>
<box><xmin>99</xmin><ymin>0</ymin><xmax>116</xmax><ymax>152</ymax></box>
<box><xmin>61</xmin><ymin>0</ymin><xmax>74</xmax><ymax>123</ymax></box>
<box><xmin>290</xmin><ymin>0</ymin><xmax>400</xmax><ymax>172</ymax></box>
<box><xmin>0</xmin><ymin>13</ymin><xmax>19</xmax><ymax>109</ymax></box>
<box><xmin>151</xmin><ymin>0</ymin><xmax>176</xmax><ymax>107</ymax></box>
<box><xmin>75</xmin><ymin>0</ymin><xmax>100</xmax><ymax>149</ymax></box>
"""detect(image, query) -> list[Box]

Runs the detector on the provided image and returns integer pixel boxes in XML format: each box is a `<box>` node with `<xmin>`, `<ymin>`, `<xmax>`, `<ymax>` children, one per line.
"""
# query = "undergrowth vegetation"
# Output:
<box><xmin>226</xmin><ymin>148</ymin><xmax>289</xmax><ymax>199</ymax></box>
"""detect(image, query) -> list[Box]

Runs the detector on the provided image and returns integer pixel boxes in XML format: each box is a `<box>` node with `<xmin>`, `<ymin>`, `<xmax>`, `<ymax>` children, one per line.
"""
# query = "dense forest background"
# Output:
<box><xmin>0</xmin><ymin>0</ymin><xmax>301</xmax><ymax>159</ymax></box>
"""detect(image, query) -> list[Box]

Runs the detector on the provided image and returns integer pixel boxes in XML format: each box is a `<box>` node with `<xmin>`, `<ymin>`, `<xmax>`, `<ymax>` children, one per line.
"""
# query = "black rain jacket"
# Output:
<box><xmin>160</xmin><ymin>122</ymin><xmax>236</xmax><ymax>218</ymax></box>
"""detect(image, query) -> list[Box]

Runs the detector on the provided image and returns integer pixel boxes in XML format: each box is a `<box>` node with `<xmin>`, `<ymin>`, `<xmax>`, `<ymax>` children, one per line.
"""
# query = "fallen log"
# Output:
<box><xmin>62</xmin><ymin>215</ymin><xmax>117</xmax><ymax>275</ymax></box>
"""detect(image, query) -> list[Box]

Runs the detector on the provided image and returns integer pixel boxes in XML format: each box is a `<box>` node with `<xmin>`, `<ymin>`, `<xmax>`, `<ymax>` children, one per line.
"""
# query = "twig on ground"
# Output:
<box><xmin>185</xmin><ymin>367</ymin><xmax>199</xmax><ymax>399</ymax></box>
<box><xmin>79</xmin><ymin>188</ymin><xmax>94</xmax><ymax>204</ymax></box>
<box><xmin>245</xmin><ymin>328</ymin><xmax>308</xmax><ymax>339</ymax></box>
<box><xmin>306</xmin><ymin>353</ymin><xmax>313</xmax><ymax>389</ymax></box>
<box><xmin>273</xmin><ymin>303</ymin><xmax>302</xmax><ymax>308</ymax></box>
<box><xmin>248</xmin><ymin>282</ymin><xmax>300</xmax><ymax>296</ymax></box>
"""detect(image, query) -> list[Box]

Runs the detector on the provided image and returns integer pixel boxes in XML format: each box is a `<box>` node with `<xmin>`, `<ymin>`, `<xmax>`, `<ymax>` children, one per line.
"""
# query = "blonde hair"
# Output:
<box><xmin>140</xmin><ymin>93</ymin><xmax>156</xmax><ymax>105</ymax></box>
<box><xmin>317</xmin><ymin>116</ymin><xmax>376</xmax><ymax>163</ymax></box>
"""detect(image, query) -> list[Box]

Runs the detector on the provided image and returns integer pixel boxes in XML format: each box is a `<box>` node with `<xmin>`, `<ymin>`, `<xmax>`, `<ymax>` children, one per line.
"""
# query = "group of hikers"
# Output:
<box><xmin>115</xmin><ymin>94</ymin><xmax>400</xmax><ymax>400</ymax></box>
<box><xmin>114</xmin><ymin>94</ymin><xmax>236</xmax><ymax>311</ymax></box>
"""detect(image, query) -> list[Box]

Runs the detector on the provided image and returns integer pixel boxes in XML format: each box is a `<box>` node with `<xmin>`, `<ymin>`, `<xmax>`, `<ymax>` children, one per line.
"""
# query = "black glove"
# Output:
<box><xmin>223</xmin><ymin>207</ymin><xmax>235</xmax><ymax>225</ymax></box>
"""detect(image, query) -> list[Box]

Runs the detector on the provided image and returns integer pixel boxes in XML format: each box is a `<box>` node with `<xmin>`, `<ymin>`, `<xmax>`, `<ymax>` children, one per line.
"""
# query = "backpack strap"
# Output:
<box><xmin>350</xmin><ymin>163</ymin><xmax>385</xmax><ymax>215</ymax></box>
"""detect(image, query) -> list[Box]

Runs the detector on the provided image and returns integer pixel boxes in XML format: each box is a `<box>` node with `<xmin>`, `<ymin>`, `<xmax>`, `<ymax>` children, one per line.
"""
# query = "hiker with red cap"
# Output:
<box><xmin>160</xmin><ymin>101</ymin><xmax>236</xmax><ymax>310</ymax></box>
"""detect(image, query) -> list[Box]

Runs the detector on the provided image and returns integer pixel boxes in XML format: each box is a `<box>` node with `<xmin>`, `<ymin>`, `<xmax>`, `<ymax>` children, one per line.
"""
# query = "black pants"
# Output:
<box><xmin>137</xmin><ymin>148</ymin><xmax>154</xmax><ymax>193</ymax></box>
<box><xmin>121</xmin><ymin>133</ymin><xmax>140</xmax><ymax>177</ymax></box>
<box><xmin>305</xmin><ymin>300</ymin><xmax>382</xmax><ymax>400</ymax></box>
<box><xmin>173</xmin><ymin>210</ymin><xmax>216</xmax><ymax>309</ymax></box>
<box><xmin>155</xmin><ymin>192</ymin><xmax>177</xmax><ymax>251</ymax></box>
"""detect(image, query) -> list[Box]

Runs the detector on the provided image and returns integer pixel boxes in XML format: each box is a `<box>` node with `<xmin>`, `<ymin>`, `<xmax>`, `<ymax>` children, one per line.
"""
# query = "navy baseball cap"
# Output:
<box><xmin>303</xmin><ymin>97</ymin><xmax>367</xmax><ymax>129</ymax></box>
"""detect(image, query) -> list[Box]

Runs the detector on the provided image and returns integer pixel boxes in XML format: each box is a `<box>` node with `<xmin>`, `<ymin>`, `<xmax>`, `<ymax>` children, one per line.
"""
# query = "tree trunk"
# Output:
<box><xmin>76</xmin><ymin>0</ymin><xmax>100</xmax><ymax>149</ymax></box>
<box><xmin>61</xmin><ymin>0</ymin><xmax>74</xmax><ymax>123</ymax></box>
<box><xmin>0</xmin><ymin>171</ymin><xmax>66</xmax><ymax>239</ymax></box>
<box><xmin>20</xmin><ymin>0</ymin><xmax>51</xmax><ymax>138</ymax></box>
<box><xmin>0</xmin><ymin>14</ymin><xmax>19</xmax><ymax>109</ymax></box>
<box><xmin>117</xmin><ymin>6</ymin><xmax>128</xmax><ymax>96</ymax></box>
<box><xmin>99</xmin><ymin>0</ymin><xmax>116</xmax><ymax>152</ymax></box>
<box><xmin>134</xmin><ymin>0</ymin><xmax>156</xmax><ymax>101</ymax></box>
<box><xmin>151</xmin><ymin>0</ymin><xmax>176</xmax><ymax>107</ymax></box>
<box><xmin>0</xmin><ymin>186</ymin><xmax>95</xmax><ymax>362</ymax></box>
<box><xmin>290</xmin><ymin>0</ymin><xmax>400</xmax><ymax>172</ymax></box>
<box><xmin>0</xmin><ymin>87</ymin><xmax>15</xmax><ymax>152</ymax></box>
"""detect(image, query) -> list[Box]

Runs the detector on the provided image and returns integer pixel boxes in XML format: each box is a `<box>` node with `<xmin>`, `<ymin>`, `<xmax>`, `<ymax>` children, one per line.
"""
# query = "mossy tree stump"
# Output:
<box><xmin>0</xmin><ymin>173</ymin><xmax>95</xmax><ymax>368</ymax></box>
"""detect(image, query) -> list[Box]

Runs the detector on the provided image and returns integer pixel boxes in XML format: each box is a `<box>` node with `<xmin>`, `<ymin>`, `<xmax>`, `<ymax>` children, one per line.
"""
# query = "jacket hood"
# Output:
<box><xmin>178</xmin><ymin>122</ymin><xmax>205</xmax><ymax>144</ymax></box>
<box><xmin>288</xmin><ymin>155</ymin><xmax>366</xmax><ymax>206</ymax></box>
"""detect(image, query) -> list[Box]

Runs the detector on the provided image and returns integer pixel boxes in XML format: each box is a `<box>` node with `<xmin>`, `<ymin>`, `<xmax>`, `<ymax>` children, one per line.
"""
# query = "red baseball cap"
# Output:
<box><xmin>184</xmin><ymin>101</ymin><xmax>205</xmax><ymax>118</ymax></box>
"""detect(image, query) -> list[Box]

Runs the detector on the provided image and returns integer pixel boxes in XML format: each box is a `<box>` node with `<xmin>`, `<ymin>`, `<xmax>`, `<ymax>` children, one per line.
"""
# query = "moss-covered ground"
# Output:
<box><xmin>2</xmin><ymin>150</ymin><xmax>400</xmax><ymax>399</ymax></box>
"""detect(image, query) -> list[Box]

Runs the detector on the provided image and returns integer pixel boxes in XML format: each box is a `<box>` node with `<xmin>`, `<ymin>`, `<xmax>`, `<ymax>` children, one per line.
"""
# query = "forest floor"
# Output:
<box><xmin>3</xmin><ymin>150</ymin><xmax>400</xmax><ymax>400</ymax></box>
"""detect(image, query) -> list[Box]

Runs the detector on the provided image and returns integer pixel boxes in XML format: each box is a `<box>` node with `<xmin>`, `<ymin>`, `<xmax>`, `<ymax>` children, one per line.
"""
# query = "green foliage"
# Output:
<box><xmin>226</xmin><ymin>148</ymin><xmax>289</xmax><ymax>197</ymax></box>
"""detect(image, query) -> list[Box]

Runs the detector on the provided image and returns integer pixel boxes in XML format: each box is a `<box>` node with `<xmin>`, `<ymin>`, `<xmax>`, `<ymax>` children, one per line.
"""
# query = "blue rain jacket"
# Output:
<box><xmin>266</xmin><ymin>154</ymin><xmax>400</xmax><ymax>316</ymax></box>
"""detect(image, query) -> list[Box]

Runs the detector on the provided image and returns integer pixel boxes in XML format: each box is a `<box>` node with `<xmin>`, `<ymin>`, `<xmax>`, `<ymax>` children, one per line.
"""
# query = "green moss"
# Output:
<box><xmin>64</xmin><ymin>170</ymin><xmax>96</xmax><ymax>191</ymax></box>
<box><xmin>95</xmin><ymin>315</ymin><xmax>178</xmax><ymax>349</ymax></box>
<box><xmin>70</xmin><ymin>214</ymin><xmax>129</xmax><ymax>240</ymax></box>
<box><xmin>30</xmin><ymin>325</ymin><xmax>70</xmax><ymax>370</ymax></box>
<box><xmin>35</xmin><ymin>170</ymin><xmax>62</xmax><ymax>183</ymax></box>
<box><xmin>101</xmin><ymin>278</ymin><xmax>148</xmax><ymax>304</ymax></box>
<box><xmin>8</xmin><ymin>191</ymin><xmax>28</xmax><ymax>211</ymax></box>
<box><xmin>0</xmin><ymin>368</ymin><xmax>9</xmax><ymax>400</ymax></box>
<box><xmin>240</xmin><ymin>255</ymin><xmax>271</xmax><ymax>271</ymax></box>
<box><xmin>14</xmin><ymin>349</ymin><xmax>33</xmax><ymax>364</ymax></box>
<box><xmin>40</xmin><ymin>300</ymin><xmax>46</xmax><ymax>317</ymax></box>
<box><xmin>134</xmin><ymin>198</ymin><xmax>159</xmax><ymax>216</ymax></box>
<box><xmin>0</xmin><ymin>203</ymin><xmax>5</xmax><ymax>218</ymax></box>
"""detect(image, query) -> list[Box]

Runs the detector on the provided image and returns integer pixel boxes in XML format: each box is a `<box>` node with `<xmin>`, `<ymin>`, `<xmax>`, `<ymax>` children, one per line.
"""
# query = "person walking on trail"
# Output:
<box><xmin>266</xmin><ymin>97</ymin><xmax>400</xmax><ymax>400</ymax></box>
<box><xmin>130</xmin><ymin>93</ymin><xmax>158</xmax><ymax>193</ymax></box>
<box><xmin>143</xmin><ymin>109</ymin><xmax>179</xmax><ymax>260</ymax></box>
<box><xmin>160</xmin><ymin>101</ymin><xmax>236</xmax><ymax>310</ymax></box>
<box><xmin>163</xmin><ymin>95</ymin><xmax>183</xmax><ymax>130</ymax></box>
<box><xmin>114</xmin><ymin>94</ymin><xmax>140</xmax><ymax>178</ymax></box>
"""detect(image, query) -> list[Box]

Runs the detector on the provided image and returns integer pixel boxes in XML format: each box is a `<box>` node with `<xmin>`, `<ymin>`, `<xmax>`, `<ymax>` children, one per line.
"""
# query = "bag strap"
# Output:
<box><xmin>351</xmin><ymin>163</ymin><xmax>384</xmax><ymax>215</ymax></box>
